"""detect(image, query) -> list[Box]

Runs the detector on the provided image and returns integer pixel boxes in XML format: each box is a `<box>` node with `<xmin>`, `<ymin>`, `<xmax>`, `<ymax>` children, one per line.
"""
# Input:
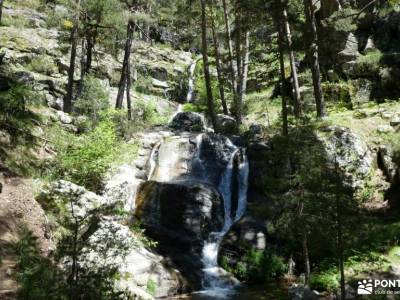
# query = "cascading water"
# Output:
<box><xmin>186</xmin><ymin>59</ymin><xmax>197</xmax><ymax>103</ymax></box>
<box><xmin>147</xmin><ymin>142</ymin><xmax>161</xmax><ymax>180</ymax></box>
<box><xmin>200</xmin><ymin>146</ymin><xmax>249</xmax><ymax>298</ymax></box>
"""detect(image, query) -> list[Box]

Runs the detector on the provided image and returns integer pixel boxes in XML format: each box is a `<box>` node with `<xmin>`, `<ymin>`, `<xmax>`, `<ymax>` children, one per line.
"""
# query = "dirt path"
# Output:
<box><xmin>0</xmin><ymin>175</ymin><xmax>53</xmax><ymax>299</ymax></box>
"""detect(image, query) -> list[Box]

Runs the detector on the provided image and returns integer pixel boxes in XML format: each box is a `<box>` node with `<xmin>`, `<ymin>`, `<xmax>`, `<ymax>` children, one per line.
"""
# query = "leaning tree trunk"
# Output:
<box><xmin>64</xmin><ymin>0</ymin><xmax>81</xmax><ymax>113</ymax></box>
<box><xmin>277</xmin><ymin>19</ymin><xmax>288</xmax><ymax>136</ymax></box>
<box><xmin>116</xmin><ymin>22</ymin><xmax>134</xmax><ymax>109</ymax></box>
<box><xmin>222</xmin><ymin>0</ymin><xmax>237</xmax><ymax>94</ymax></box>
<box><xmin>304</xmin><ymin>0</ymin><xmax>327</xmax><ymax>118</ymax></box>
<box><xmin>200</xmin><ymin>0</ymin><xmax>217</xmax><ymax>131</ymax></box>
<box><xmin>236</xmin><ymin>30</ymin><xmax>250</xmax><ymax>126</ymax></box>
<box><xmin>210</xmin><ymin>4</ymin><xmax>228</xmax><ymax>115</ymax></box>
<box><xmin>282</xmin><ymin>7</ymin><xmax>302</xmax><ymax>118</ymax></box>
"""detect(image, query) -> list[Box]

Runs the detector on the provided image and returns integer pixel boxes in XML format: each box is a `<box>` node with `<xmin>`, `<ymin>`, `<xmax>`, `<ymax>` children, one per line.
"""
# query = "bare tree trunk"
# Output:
<box><xmin>200</xmin><ymin>0</ymin><xmax>218</xmax><ymax>131</ymax></box>
<box><xmin>116</xmin><ymin>22</ymin><xmax>134</xmax><ymax>109</ymax></box>
<box><xmin>304</xmin><ymin>0</ymin><xmax>327</xmax><ymax>118</ymax></box>
<box><xmin>222</xmin><ymin>0</ymin><xmax>237</xmax><ymax>93</ymax></box>
<box><xmin>303</xmin><ymin>233</ymin><xmax>311</xmax><ymax>287</ymax></box>
<box><xmin>277</xmin><ymin>19</ymin><xmax>288</xmax><ymax>136</ymax></box>
<box><xmin>64</xmin><ymin>0</ymin><xmax>81</xmax><ymax>113</ymax></box>
<box><xmin>282</xmin><ymin>8</ymin><xmax>302</xmax><ymax>118</ymax></box>
<box><xmin>236</xmin><ymin>30</ymin><xmax>250</xmax><ymax>125</ymax></box>
<box><xmin>210</xmin><ymin>3</ymin><xmax>228</xmax><ymax>115</ymax></box>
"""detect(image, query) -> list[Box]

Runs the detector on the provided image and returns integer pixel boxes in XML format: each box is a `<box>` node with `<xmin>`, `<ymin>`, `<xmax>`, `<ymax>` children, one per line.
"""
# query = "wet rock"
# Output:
<box><xmin>216</xmin><ymin>114</ymin><xmax>237</xmax><ymax>135</ymax></box>
<box><xmin>135</xmin><ymin>181</ymin><xmax>223</xmax><ymax>247</ymax></box>
<box><xmin>169</xmin><ymin>112</ymin><xmax>204</xmax><ymax>132</ymax></box>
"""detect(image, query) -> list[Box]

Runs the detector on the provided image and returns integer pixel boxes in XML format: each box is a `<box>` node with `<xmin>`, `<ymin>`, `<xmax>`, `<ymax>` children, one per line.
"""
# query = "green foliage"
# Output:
<box><xmin>356</xmin><ymin>50</ymin><xmax>383</xmax><ymax>75</ymax></box>
<box><xmin>130</xmin><ymin>222</ymin><xmax>158</xmax><ymax>249</ymax></box>
<box><xmin>309</xmin><ymin>269</ymin><xmax>339</xmax><ymax>292</ymax></box>
<box><xmin>146</xmin><ymin>279</ymin><xmax>157</xmax><ymax>296</ymax></box>
<box><xmin>182</xmin><ymin>102</ymin><xmax>206</xmax><ymax>113</ymax></box>
<box><xmin>222</xmin><ymin>248</ymin><xmax>286</xmax><ymax>282</ymax></box>
<box><xmin>134</xmin><ymin>76</ymin><xmax>154</xmax><ymax>94</ymax></box>
<box><xmin>49</xmin><ymin>116</ymin><xmax>117</xmax><ymax>192</ymax></box>
<box><xmin>28</xmin><ymin>56</ymin><xmax>58</xmax><ymax>76</ymax></box>
<box><xmin>75</xmin><ymin>75</ymin><xmax>110</xmax><ymax>122</ymax></box>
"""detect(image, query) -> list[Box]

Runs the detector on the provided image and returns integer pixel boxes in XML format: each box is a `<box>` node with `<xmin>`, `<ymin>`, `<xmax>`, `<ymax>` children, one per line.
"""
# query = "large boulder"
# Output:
<box><xmin>78</xmin><ymin>218</ymin><xmax>182</xmax><ymax>299</ymax></box>
<box><xmin>169</xmin><ymin>112</ymin><xmax>204</xmax><ymax>132</ymax></box>
<box><xmin>318</xmin><ymin>125</ymin><xmax>373</xmax><ymax>190</ymax></box>
<box><xmin>103</xmin><ymin>164</ymin><xmax>144</xmax><ymax>212</ymax></box>
<box><xmin>216</xmin><ymin>114</ymin><xmax>237</xmax><ymax>135</ymax></box>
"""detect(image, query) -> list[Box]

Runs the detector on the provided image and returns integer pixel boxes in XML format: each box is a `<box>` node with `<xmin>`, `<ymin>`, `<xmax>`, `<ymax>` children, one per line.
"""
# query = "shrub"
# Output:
<box><xmin>51</xmin><ymin>118</ymin><xmax>117</xmax><ymax>192</ymax></box>
<box><xmin>309</xmin><ymin>270</ymin><xmax>339</xmax><ymax>292</ymax></box>
<box><xmin>28</xmin><ymin>56</ymin><xmax>58</xmax><ymax>76</ymax></box>
<box><xmin>75</xmin><ymin>75</ymin><xmax>110</xmax><ymax>122</ymax></box>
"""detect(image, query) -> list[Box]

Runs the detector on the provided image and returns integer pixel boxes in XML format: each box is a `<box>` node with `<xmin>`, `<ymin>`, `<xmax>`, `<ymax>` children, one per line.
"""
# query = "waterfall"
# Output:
<box><xmin>186</xmin><ymin>60</ymin><xmax>197</xmax><ymax>103</ymax></box>
<box><xmin>234</xmin><ymin>150</ymin><xmax>249</xmax><ymax>222</ymax></box>
<box><xmin>147</xmin><ymin>142</ymin><xmax>161</xmax><ymax>180</ymax></box>
<box><xmin>200</xmin><ymin>147</ymin><xmax>249</xmax><ymax>298</ymax></box>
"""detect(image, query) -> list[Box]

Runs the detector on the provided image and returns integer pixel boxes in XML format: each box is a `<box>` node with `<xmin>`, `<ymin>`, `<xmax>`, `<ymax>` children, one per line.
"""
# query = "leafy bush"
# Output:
<box><xmin>356</xmin><ymin>50</ymin><xmax>383</xmax><ymax>75</ymax></box>
<box><xmin>134</xmin><ymin>76</ymin><xmax>154</xmax><ymax>94</ymax></box>
<box><xmin>28</xmin><ymin>56</ymin><xmax>58</xmax><ymax>76</ymax></box>
<box><xmin>50</xmin><ymin>117</ymin><xmax>117</xmax><ymax>192</ymax></box>
<box><xmin>222</xmin><ymin>248</ymin><xmax>286</xmax><ymax>282</ymax></box>
<box><xmin>309</xmin><ymin>269</ymin><xmax>339</xmax><ymax>292</ymax></box>
<box><xmin>75</xmin><ymin>75</ymin><xmax>110</xmax><ymax>122</ymax></box>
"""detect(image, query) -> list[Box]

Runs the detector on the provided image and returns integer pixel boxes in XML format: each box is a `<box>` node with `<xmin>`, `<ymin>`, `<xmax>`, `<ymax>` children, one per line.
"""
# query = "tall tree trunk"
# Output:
<box><xmin>64</xmin><ymin>0</ymin><xmax>81</xmax><ymax>113</ymax></box>
<box><xmin>0</xmin><ymin>0</ymin><xmax>3</xmax><ymax>25</ymax></box>
<box><xmin>282</xmin><ymin>7</ymin><xmax>302</xmax><ymax>118</ymax></box>
<box><xmin>234</xmin><ymin>5</ymin><xmax>243</xmax><ymax>125</ymax></box>
<box><xmin>303</xmin><ymin>233</ymin><xmax>311</xmax><ymax>287</ymax></box>
<box><xmin>222</xmin><ymin>0</ymin><xmax>237</xmax><ymax>93</ymax></box>
<box><xmin>210</xmin><ymin>3</ymin><xmax>228</xmax><ymax>115</ymax></box>
<box><xmin>85</xmin><ymin>29</ymin><xmax>96</xmax><ymax>74</ymax></box>
<box><xmin>335</xmin><ymin>164</ymin><xmax>346</xmax><ymax>300</ymax></box>
<box><xmin>304</xmin><ymin>0</ymin><xmax>327</xmax><ymax>118</ymax></box>
<box><xmin>200</xmin><ymin>0</ymin><xmax>217</xmax><ymax>131</ymax></box>
<box><xmin>77</xmin><ymin>37</ymin><xmax>86</xmax><ymax>98</ymax></box>
<box><xmin>116</xmin><ymin>22</ymin><xmax>134</xmax><ymax>109</ymax></box>
<box><xmin>236</xmin><ymin>30</ymin><xmax>250</xmax><ymax>125</ymax></box>
<box><xmin>126</xmin><ymin>60</ymin><xmax>132</xmax><ymax>120</ymax></box>
<box><xmin>277</xmin><ymin>19</ymin><xmax>288</xmax><ymax>136</ymax></box>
